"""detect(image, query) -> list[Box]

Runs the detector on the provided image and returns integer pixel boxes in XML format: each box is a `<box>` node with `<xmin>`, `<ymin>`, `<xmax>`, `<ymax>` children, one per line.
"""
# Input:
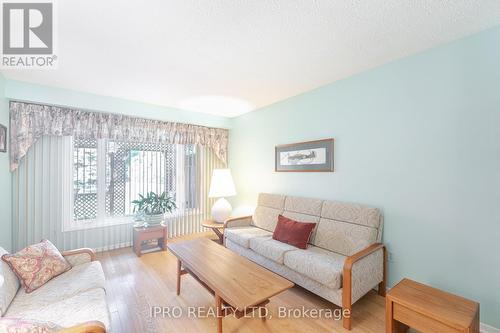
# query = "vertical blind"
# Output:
<box><xmin>11</xmin><ymin>136</ymin><xmax>223</xmax><ymax>252</ymax></box>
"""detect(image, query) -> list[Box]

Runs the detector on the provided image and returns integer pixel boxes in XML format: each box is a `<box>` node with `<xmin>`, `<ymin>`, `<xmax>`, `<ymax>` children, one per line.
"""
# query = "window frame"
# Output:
<box><xmin>64</xmin><ymin>138</ymin><xmax>199</xmax><ymax>232</ymax></box>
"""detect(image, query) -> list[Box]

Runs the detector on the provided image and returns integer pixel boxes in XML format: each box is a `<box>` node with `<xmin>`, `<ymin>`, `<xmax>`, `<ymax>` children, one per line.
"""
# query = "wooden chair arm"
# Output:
<box><xmin>61</xmin><ymin>248</ymin><xmax>96</xmax><ymax>262</ymax></box>
<box><xmin>58</xmin><ymin>320</ymin><xmax>106</xmax><ymax>333</ymax></box>
<box><xmin>223</xmin><ymin>216</ymin><xmax>253</xmax><ymax>228</ymax></box>
<box><xmin>343</xmin><ymin>243</ymin><xmax>384</xmax><ymax>272</ymax></box>
<box><xmin>342</xmin><ymin>243</ymin><xmax>386</xmax><ymax>330</ymax></box>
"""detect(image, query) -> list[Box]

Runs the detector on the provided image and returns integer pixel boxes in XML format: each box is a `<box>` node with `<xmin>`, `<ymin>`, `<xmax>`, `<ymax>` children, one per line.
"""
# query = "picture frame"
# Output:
<box><xmin>0</xmin><ymin>124</ymin><xmax>6</xmax><ymax>153</ymax></box>
<box><xmin>275</xmin><ymin>138</ymin><xmax>334</xmax><ymax>172</ymax></box>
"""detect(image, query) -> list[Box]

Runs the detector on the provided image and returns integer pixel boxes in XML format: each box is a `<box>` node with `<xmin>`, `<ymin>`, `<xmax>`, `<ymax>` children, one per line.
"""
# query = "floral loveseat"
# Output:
<box><xmin>224</xmin><ymin>193</ymin><xmax>386</xmax><ymax>330</ymax></box>
<box><xmin>0</xmin><ymin>247</ymin><xmax>109</xmax><ymax>332</ymax></box>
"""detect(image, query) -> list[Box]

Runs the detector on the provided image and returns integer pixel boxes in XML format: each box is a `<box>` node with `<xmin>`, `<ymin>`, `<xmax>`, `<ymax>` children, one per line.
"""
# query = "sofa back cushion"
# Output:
<box><xmin>282</xmin><ymin>195</ymin><xmax>322</xmax><ymax>243</ymax></box>
<box><xmin>252</xmin><ymin>193</ymin><xmax>285</xmax><ymax>231</ymax></box>
<box><xmin>313</xmin><ymin>201</ymin><xmax>381</xmax><ymax>256</ymax></box>
<box><xmin>0</xmin><ymin>247</ymin><xmax>20</xmax><ymax>316</ymax></box>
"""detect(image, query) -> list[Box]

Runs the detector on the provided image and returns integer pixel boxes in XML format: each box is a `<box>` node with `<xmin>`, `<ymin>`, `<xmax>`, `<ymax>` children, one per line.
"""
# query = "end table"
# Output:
<box><xmin>386</xmin><ymin>278</ymin><xmax>479</xmax><ymax>333</ymax></box>
<box><xmin>201</xmin><ymin>219</ymin><xmax>225</xmax><ymax>244</ymax></box>
<box><xmin>133</xmin><ymin>224</ymin><xmax>168</xmax><ymax>257</ymax></box>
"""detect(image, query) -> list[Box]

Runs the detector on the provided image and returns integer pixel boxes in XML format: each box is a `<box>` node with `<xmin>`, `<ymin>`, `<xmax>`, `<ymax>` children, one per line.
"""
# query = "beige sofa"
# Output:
<box><xmin>224</xmin><ymin>193</ymin><xmax>386</xmax><ymax>330</ymax></box>
<box><xmin>0</xmin><ymin>247</ymin><xmax>110</xmax><ymax>332</ymax></box>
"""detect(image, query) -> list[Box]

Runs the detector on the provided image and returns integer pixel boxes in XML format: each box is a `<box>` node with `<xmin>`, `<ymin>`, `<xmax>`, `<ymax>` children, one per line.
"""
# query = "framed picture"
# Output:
<box><xmin>275</xmin><ymin>138</ymin><xmax>334</xmax><ymax>172</ymax></box>
<box><xmin>0</xmin><ymin>124</ymin><xmax>6</xmax><ymax>153</ymax></box>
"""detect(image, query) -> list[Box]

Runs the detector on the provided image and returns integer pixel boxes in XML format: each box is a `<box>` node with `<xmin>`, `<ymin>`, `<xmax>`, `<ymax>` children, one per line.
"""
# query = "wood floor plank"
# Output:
<box><xmin>97</xmin><ymin>232</ymin><xmax>387</xmax><ymax>333</ymax></box>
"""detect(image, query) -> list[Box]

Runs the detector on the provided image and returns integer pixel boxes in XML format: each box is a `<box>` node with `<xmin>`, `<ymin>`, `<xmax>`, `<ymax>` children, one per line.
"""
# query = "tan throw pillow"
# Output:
<box><xmin>0</xmin><ymin>317</ymin><xmax>62</xmax><ymax>332</ymax></box>
<box><xmin>1</xmin><ymin>240</ymin><xmax>71</xmax><ymax>293</ymax></box>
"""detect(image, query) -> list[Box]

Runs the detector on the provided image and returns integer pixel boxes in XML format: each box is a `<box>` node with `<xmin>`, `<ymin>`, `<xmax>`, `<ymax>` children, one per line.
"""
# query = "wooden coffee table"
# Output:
<box><xmin>168</xmin><ymin>238</ymin><xmax>294</xmax><ymax>333</ymax></box>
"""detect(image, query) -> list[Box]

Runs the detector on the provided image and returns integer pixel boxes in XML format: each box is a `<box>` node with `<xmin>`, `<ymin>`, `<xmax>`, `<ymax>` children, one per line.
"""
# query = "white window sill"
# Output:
<box><xmin>63</xmin><ymin>209</ymin><xmax>202</xmax><ymax>232</ymax></box>
<box><xmin>63</xmin><ymin>216</ymin><xmax>134</xmax><ymax>232</ymax></box>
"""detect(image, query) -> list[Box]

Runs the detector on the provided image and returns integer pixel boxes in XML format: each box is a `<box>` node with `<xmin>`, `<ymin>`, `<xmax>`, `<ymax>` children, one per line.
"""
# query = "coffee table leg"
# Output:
<box><xmin>260</xmin><ymin>306</ymin><xmax>266</xmax><ymax>322</ymax></box>
<box><xmin>176</xmin><ymin>259</ymin><xmax>182</xmax><ymax>296</ymax></box>
<box><xmin>215</xmin><ymin>294</ymin><xmax>223</xmax><ymax>333</ymax></box>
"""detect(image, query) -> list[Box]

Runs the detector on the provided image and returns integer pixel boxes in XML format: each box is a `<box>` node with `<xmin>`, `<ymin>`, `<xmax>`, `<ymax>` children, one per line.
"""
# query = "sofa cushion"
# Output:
<box><xmin>0</xmin><ymin>317</ymin><xmax>62</xmax><ymax>332</ymax></box>
<box><xmin>224</xmin><ymin>227</ymin><xmax>272</xmax><ymax>248</ymax></box>
<box><xmin>272</xmin><ymin>215</ymin><xmax>316</xmax><ymax>249</ymax></box>
<box><xmin>2</xmin><ymin>240</ymin><xmax>71</xmax><ymax>293</ymax></box>
<box><xmin>321</xmin><ymin>201</ymin><xmax>380</xmax><ymax>228</ymax></box>
<box><xmin>257</xmin><ymin>193</ymin><xmax>285</xmax><ymax>209</ymax></box>
<box><xmin>314</xmin><ymin>218</ymin><xmax>378</xmax><ymax>256</ymax></box>
<box><xmin>5</xmin><ymin>261</ymin><xmax>105</xmax><ymax>315</ymax></box>
<box><xmin>249</xmin><ymin>237</ymin><xmax>297</xmax><ymax>264</ymax></box>
<box><xmin>0</xmin><ymin>247</ymin><xmax>20</xmax><ymax>316</ymax></box>
<box><xmin>5</xmin><ymin>288</ymin><xmax>110</xmax><ymax>330</ymax></box>
<box><xmin>283</xmin><ymin>246</ymin><xmax>345</xmax><ymax>290</ymax></box>
<box><xmin>284</xmin><ymin>196</ymin><xmax>323</xmax><ymax>216</ymax></box>
<box><xmin>253</xmin><ymin>206</ymin><xmax>282</xmax><ymax>232</ymax></box>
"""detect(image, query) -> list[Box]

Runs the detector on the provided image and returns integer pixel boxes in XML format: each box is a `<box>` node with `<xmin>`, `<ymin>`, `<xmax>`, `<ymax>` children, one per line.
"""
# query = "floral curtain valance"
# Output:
<box><xmin>9</xmin><ymin>101</ymin><xmax>229</xmax><ymax>171</ymax></box>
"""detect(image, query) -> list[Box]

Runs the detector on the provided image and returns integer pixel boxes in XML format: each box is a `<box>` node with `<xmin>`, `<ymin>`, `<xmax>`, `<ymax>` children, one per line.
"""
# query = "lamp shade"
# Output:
<box><xmin>209</xmin><ymin>169</ymin><xmax>236</xmax><ymax>198</ymax></box>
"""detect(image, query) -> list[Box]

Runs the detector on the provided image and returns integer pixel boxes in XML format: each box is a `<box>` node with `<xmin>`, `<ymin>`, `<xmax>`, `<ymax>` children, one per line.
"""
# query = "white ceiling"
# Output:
<box><xmin>3</xmin><ymin>0</ymin><xmax>500</xmax><ymax>117</ymax></box>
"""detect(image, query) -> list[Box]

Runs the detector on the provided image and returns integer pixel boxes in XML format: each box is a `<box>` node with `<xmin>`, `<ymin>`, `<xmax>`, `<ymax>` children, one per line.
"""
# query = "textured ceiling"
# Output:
<box><xmin>2</xmin><ymin>0</ymin><xmax>500</xmax><ymax>117</ymax></box>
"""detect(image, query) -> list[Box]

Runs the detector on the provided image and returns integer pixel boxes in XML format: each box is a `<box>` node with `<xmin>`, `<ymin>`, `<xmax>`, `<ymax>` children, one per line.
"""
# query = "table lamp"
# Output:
<box><xmin>208</xmin><ymin>169</ymin><xmax>236</xmax><ymax>223</ymax></box>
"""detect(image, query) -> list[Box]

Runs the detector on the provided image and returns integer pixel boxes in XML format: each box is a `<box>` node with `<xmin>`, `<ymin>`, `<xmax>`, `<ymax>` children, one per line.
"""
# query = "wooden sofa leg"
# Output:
<box><xmin>342</xmin><ymin>306</ymin><xmax>352</xmax><ymax>330</ymax></box>
<box><xmin>378</xmin><ymin>281</ymin><xmax>386</xmax><ymax>297</ymax></box>
<box><xmin>378</xmin><ymin>246</ymin><xmax>387</xmax><ymax>297</ymax></box>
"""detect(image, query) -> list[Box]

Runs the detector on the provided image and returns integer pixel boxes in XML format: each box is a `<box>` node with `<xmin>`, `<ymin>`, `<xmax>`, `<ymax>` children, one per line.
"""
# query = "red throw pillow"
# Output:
<box><xmin>273</xmin><ymin>215</ymin><xmax>316</xmax><ymax>249</ymax></box>
<box><xmin>1</xmin><ymin>240</ymin><xmax>71</xmax><ymax>293</ymax></box>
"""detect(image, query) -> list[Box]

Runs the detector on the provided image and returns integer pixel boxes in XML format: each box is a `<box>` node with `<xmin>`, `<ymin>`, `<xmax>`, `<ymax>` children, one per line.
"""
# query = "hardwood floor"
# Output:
<box><xmin>97</xmin><ymin>232</ymin><xmax>387</xmax><ymax>333</ymax></box>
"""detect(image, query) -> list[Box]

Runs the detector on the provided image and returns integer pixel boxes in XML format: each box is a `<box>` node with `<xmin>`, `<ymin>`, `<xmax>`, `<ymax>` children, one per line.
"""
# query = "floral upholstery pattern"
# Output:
<box><xmin>1</xmin><ymin>240</ymin><xmax>71</xmax><ymax>293</ymax></box>
<box><xmin>224</xmin><ymin>227</ymin><xmax>272</xmax><ymax>248</ymax></box>
<box><xmin>63</xmin><ymin>253</ymin><xmax>92</xmax><ymax>267</ymax></box>
<box><xmin>6</xmin><ymin>262</ymin><xmax>106</xmax><ymax>315</ymax></box>
<box><xmin>0</xmin><ymin>248</ymin><xmax>20</xmax><ymax>317</ymax></box>
<box><xmin>321</xmin><ymin>201</ymin><xmax>380</xmax><ymax>228</ymax></box>
<box><xmin>313</xmin><ymin>218</ymin><xmax>378</xmax><ymax>256</ymax></box>
<box><xmin>252</xmin><ymin>206</ymin><xmax>282</xmax><ymax>232</ymax></box>
<box><xmin>257</xmin><ymin>193</ymin><xmax>285</xmax><ymax>209</ymax></box>
<box><xmin>351</xmin><ymin>248</ymin><xmax>384</xmax><ymax>303</ymax></box>
<box><xmin>226</xmin><ymin>239</ymin><xmax>343</xmax><ymax>305</ymax></box>
<box><xmin>283</xmin><ymin>246</ymin><xmax>345</xmax><ymax>289</ymax></box>
<box><xmin>248</xmin><ymin>237</ymin><xmax>297</xmax><ymax>264</ymax></box>
<box><xmin>0</xmin><ymin>317</ymin><xmax>62</xmax><ymax>332</ymax></box>
<box><xmin>284</xmin><ymin>196</ymin><xmax>323</xmax><ymax>216</ymax></box>
<box><xmin>5</xmin><ymin>288</ymin><xmax>110</xmax><ymax>330</ymax></box>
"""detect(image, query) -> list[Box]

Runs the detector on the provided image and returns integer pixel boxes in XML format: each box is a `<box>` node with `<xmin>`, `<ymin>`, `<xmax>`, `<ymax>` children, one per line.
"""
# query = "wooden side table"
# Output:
<box><xmin>201</xmin><ymin>219</ymin><xmax>225</xmax><ymax>244</ymax></box>
<box><xmin>386</xmin><ymin>278</ymin><xmax>479</xmax><ymax>333</ymax></box>
<box><xmin>133</xmin><ymin>224</ymin><xmax>168</xmax><ymax>257</ymax></box>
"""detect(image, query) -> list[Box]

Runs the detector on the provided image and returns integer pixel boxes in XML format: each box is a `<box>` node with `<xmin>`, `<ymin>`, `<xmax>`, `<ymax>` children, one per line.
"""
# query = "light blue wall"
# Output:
<box><xmin>229</xmin><ymin>27</ymin><xmax>500</xmax><ymax>327</ymax></box>
<box><xmin>0</xmin><ymin>74</ymin><xmax>11</xmax><ymax>251</ymax></box>
<box><xmin>4</xmin><ymin>80</ymin><xmax>231</xmax><ymax>128</ymax></box>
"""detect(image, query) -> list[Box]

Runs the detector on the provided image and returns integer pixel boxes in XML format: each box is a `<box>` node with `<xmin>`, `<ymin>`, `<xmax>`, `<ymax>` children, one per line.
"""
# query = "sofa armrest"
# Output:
<box><xmin>58</xmin><ymin>320</ymin><xmax>106</xmax><ymax>333</ymax></box>
<box><xmin>223</xmin><ymin>216</ymin><xmax>253</xmax><ymax>229</ymax></box>
<box><xmin>342</xmin><ymin>243</ymin><xmax>386</xmax><ymax>330</ymax></box>
<box><xmin>62</xmin><ymin>248</ymin><xmax>96</xmax><ymax>266</ymax></box>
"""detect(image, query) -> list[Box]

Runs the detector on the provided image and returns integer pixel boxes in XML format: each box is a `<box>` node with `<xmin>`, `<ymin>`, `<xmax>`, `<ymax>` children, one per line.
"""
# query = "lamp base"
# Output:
<box><xmin>211</xmin><ymin>198</ymin><xmax>232</xmax><ymax>223</ymax></box>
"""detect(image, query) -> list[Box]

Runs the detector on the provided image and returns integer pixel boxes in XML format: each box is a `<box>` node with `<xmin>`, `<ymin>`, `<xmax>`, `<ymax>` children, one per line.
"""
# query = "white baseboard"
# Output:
<box><xmin>482</xmin><ymin>323</ymin><xmax>500</xmax><ymax>333</ymax></box>
<box><xmin>94</xmin><ymin>241</ymin><xmax>132</xmax><ymax>252</ymax></box>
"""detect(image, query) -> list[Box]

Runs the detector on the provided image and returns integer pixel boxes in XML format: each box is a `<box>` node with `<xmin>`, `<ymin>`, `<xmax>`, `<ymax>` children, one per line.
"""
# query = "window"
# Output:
<box><xmin>73</xmin><ymin>138</ymin><xmax>197</xmax><ymax>224</ymax></box>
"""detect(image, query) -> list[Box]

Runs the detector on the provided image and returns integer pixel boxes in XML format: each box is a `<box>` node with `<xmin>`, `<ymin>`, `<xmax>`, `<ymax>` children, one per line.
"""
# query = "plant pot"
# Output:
<box><xmin>145</xmin><ymin>213</ymin><xmax>164</xmax><ymax>226</ymax></box>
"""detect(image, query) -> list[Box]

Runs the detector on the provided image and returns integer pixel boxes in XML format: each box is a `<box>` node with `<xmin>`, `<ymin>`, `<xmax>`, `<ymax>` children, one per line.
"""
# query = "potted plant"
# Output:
<box><xmin>132</xmin><ymin>191</ymin><xmax>177</xmax><ymax>226</ymax></box>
